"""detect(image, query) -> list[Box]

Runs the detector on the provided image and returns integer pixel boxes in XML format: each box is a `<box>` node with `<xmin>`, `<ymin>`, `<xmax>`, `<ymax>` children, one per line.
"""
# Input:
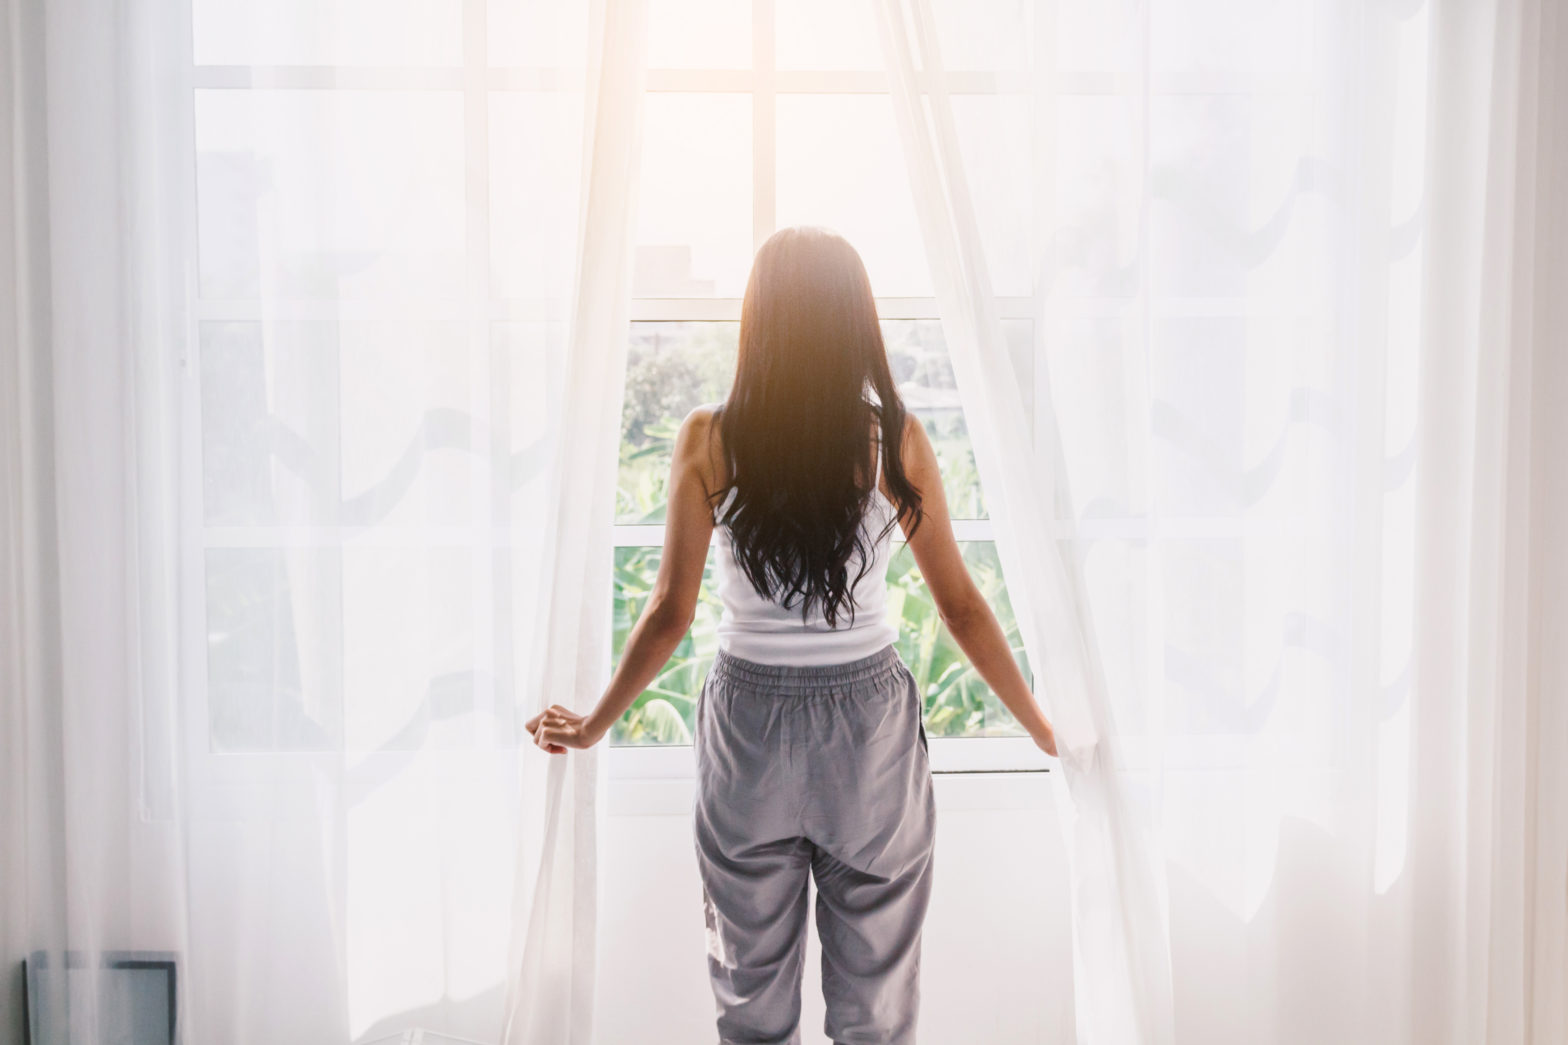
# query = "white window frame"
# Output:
<box><xmin>174</xmin><ymin>0</ymin><xmax>1147</xmax><ymax>786</ymax></box>
<box><xmin>606</xmin><ymin>12</ymin><xmax>1053</xmax><ymax>777</ymax></box>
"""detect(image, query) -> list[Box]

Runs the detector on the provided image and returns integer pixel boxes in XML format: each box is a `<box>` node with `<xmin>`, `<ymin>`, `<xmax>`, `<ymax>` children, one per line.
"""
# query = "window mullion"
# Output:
<box><xmin>753</xmin><ymin>0</ymin><xmax>775</xmax><ymax>250</ymax></box>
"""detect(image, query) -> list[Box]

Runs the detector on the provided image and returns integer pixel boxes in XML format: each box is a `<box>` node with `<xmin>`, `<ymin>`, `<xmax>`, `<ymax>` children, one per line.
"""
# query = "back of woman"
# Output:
<box><xmin>526</xmin><ymin>225</ymin><xmax>1057</xmax><ymax>1045</ymax></box>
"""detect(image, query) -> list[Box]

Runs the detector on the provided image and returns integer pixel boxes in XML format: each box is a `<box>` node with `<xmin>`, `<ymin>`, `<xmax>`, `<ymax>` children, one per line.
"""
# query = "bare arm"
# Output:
<box><xmin>893</xmin><ymin>415</ymin><xmax>1057</xmax><ymax>757</ymax></box>
<box><xmin>528</xmin><ymin>406</ymin><xmax>715</xmax><ymax>752</ymax></box>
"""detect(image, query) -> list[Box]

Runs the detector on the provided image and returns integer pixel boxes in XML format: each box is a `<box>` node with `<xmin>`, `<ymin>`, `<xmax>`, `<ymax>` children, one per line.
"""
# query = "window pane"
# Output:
<box><xmin>950</xmin><ymin>95</ymin><xmax>1033</xmax><ymax>297</ymax></box>
<box><xmin>199</xmin><ymin>321</ymin><xmax>479</xmax><ymax>529</ymax></box>
<box><xmin>1057</xmin><ymin>0</ymin><xmax>1142</xmax><ymax>72</ymax></box>
<box><xmin>490</xmin><ymin>91</ymin><xmax>587</xmax><ymax>303</ymax></box>
<box><xmin>778</xmin><ymin>95</ymin><xmax>1033</xmax><ymax>297</ymax></box>
<box><xmin>648</xmin><ymin>0</ymin><xmax>750</xmax><ymax>69</ymax></box>
<box><xmin>1150</xmin><ymin>0</ymin><xmax>1313</xmax><ymax>74</ymax></box>
<box><xmin>775</xmin><ymin>0</ymin><xmax>881</xmax><ymax>70</ymax></box>
<box><xmin>1150</xmin><ymin>93</ymin><xmax>1321</xmax><ymax>301</ymax></box>
<box><xmin>777</xmin><ymin>95</ymin><xmax>930</xmax><ymax>297</ymax></box>
<box><xmin>337</xmin><ymin>323</ymin><xmax>480</xmax><ymax>528</ymax></box>
<box><xmin>201</xmin><ymin>321</ymin><xmax>339</xmax><ymax>527</ymax></box>
<box><xmin>884</xmin><ymin>319</ymin><xmax>1036</xmax><ymax>520</ymax></box>
<box><xmin>195</xmin><ymin>90</ymin><xmax>466</xmax><ymax>301</ymax></box>
<box><xmin>342</xmin><ymin>547</ymin><xmax>476</xmax><ymax>751</ymax></box>
<box><xmin>618</xmin><ymin>322</ymin><xmax>739</xmax><ymax>524</ymax></box>
<box><xmin>211</xmin><ymin>547</ymin><xmax>482</xmax><ymax>752</ymax></box>
<box><xmin>206</xmin><ymin>548</ymin><xmax>343</xmax><ymax>752</ymax></box>
<box><xmin>1046</xmin><ymin>316</ymin><xmax>1146</xmax><ymax>515</ymax></box>
<box><xmin>1056</xmin><ymin>94</ymin><xmax>1143</xmax><ymax>297</ymax></box>
<box><xmin>887</xmin><ymin>540</ymin><xmax>1031</xmax><ymax>737</ymax></box>
<box><xmin>775</xmin><ymin>0</ymin><xmax>1024</xmax><ymax>71</ymax></box>
<box><xmin>608</xmin><ymin>540</ymin><xmax>1030</xmax><ymax>745</ymax></box>
<box><xmin>614</xmin><ymin>317</ymin><xmax>1034</xmax><ymax>524</ymax></box>
<box><xmin>487</xmin><ymin>0</ymin><xmax>589</xmax><ymax>67</ymax></box>
<box><xmin>925</xmin><ymin>0</ymin><xmax>1028</xmax><ymax>72</ymax></box>
<box><xmin>193</xmin><ymin>0</ymin><xmax>463</xmax><ymax>66</ymax></box>
<box><xmin>609</xmin><ymin>545</ymin><xmax>720</xmax><ymax>745</ymax></box>
<box><xmin>634</xmin><ymin>93</ymin><xmax>753</xmax><ymax>297</ymax></box>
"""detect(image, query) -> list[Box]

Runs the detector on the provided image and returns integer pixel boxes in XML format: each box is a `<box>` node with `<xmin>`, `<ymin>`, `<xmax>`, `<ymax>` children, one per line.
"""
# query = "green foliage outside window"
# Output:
<box><xmin>610</xmin><ymin>318</ymin><xmax>1029</xmax><ymax>745</ymax></box>
<box><xmin>610</xmin><ymin>541</ymin><xmax>1030</xmax><ymax>746</ymax></box>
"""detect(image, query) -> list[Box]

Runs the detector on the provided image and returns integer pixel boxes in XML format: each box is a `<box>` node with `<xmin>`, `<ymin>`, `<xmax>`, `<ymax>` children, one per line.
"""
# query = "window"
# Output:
<box><xmin>607</xmin><ymin>0</ymin><xmax>1043</xmax><ymax>770</ymax></box>
<box><xmin>187</xmin><ymin>0</ymin><xmax>1043</xmax><ymax>772</ymax></box>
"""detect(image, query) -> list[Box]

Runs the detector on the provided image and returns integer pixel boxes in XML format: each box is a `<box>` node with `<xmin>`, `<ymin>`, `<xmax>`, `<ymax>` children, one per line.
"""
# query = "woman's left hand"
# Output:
<box><xmin>525</xmin><ymin>705</ymin><xmax>604</xmax><ymax>754</ymax></box>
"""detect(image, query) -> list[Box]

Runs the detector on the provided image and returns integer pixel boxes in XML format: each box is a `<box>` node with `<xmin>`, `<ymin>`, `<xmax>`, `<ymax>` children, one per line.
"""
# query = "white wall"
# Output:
<box><xmin>10</xmin><ymin>767</ymin><xmax>1072</xmax><ymax>1045</ymax></box>
<box><xmin>597</xmin><ymin>772</ymin><xmax>1076</xmax><ymax>1044</ymax></box>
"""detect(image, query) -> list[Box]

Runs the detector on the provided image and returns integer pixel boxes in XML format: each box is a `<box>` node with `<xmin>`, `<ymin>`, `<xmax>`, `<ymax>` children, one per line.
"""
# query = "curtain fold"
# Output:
<box><xmin>1411</xmin><ymin>0</ymin><xmax>1568</xmax><ymax>1039</ymax></box>
<box><xmin>4</xmin><ymin>1</ymin><xmax>192</xmax><ymax>1041</ymax></box>
<box><xmin>501</xmin><ymin>0</ymin><xmax>648</xmax><ymax>1042</ymax></box>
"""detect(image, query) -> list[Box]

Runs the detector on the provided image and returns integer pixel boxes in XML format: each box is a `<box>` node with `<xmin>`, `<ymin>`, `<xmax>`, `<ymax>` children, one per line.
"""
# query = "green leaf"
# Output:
<box><xmin>639</xmin><ymin>698</ymin><xmax>692</xmax><ymax>743</ymax></box>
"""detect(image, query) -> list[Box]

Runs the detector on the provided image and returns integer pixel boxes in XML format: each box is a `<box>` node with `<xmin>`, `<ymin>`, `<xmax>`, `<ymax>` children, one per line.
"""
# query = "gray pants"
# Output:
<box><xmin>693</xmin><ymin>643</ymin><xmax>937</xmax><ymax>1045</ymax></box>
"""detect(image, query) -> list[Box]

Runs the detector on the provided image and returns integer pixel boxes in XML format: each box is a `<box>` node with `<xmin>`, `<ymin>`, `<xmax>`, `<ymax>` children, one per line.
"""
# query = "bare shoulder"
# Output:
<box><xmin>677</xmin><ymin>403</ymin><xmax>726</xmax><ymax>497</ymax></box>
<box><xmin>897</xmin><ymin>410</ymin><xmax>934</xmax><ymax>472</ymax></box>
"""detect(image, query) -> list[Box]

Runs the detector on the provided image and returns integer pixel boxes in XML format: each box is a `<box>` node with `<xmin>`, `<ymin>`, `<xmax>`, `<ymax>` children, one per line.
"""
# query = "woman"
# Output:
<box><xmin>526</xmin><ymin>225</ymin><xmax>1058</xmax><ymax>1043</ymax></box>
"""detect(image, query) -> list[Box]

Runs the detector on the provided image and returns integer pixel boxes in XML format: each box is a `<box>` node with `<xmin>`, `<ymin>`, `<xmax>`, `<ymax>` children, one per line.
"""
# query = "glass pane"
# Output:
<box><xmin>1150</xmin><ymin>315</ymin><xmax>1330</xmax><ymax>519</ymax></box>
<box><xmin>1150</xmin><ymin>0</ymin><xmax>1314</xmax><ymax>74</ymax></box>
<box><xmin>927</xmin><ymin>0</ymin><xmax>1029</xmax><ymax>71</ymax></box>
<box><xmin>618</xmin><ymin>322</ymin><xmax>740</xmax><ymax>524</ymax></box>
<box><xmin>1045</xmin><ymin>315</ymin><xmax>1145</xmax><ymax>516</ymax></box>
<box><xmin>489</xmin><ymin>91</ymin><xmax>587</xmax><ymax>302</ymax></box>
<box><xmin>883</xmin><ymin>319</ymin><xmax>1035</xmax><ymax>520</ymax></box>
<box><xmin>613</xmin><ymin>318</ymin><xmax>1032</xmax><ymax>524</ymax></box>
<box><xmin>201</xmin><ymin>321</ymin><xmax>340</xmax><ymax>527</ymax></box>
<box><xmin>887</xmin><ymin>540</ymin><xmax>1031</xmax><ymax>737</ymax></box>
<box><xmin>200</xmin><ymin>321</ymin><xmax>479</xmax><ymax>529</ymax></box>
<box><xmin>195</xmin><ymin>90</ymin><xmax>466</xmax><ymax>301</ymax></box>
<box><xmin>487</xmin><ymin>0</ymin><xmax>590</xmax><ymax>67</ymax></box>
<box><xmin>1150</xmin><ymin>93</ymin><xmax>1321</xmax><ymax>301</ymax></box>
<box><xmin>336</xmin><ymin>323</ymin><xmax>479</xmax><ymax>529</ymax></box>
<box><xmin>342</xmin><ymin>547</ymin><xmax>476</xmax><ymax>751</ymax></box>
<box><xmin>776</xmin><ymin>0</ymin><xmax>1024</xmax><ymax>71</ymax></box>
<box><xmin>950</xmin><ymin>95</ymin><xmax>1033</xmax><ymax>297</ymax></box>
<box><xmin>609</xmin><ymin>545</ymin><xmax>720</xmax><ymax>745</ymax></box>
<box><xmin>1056</xmin><ymin>95</ymin><xmax>1143</xmax><ymax>298</ymax></box>
<box><xmin>1082</xmin><ymin>536</ymin><xmax>1153</xmax><ymax>736</ymax></box>
<box><xmin>1057</xmin><ymin>0</ymin><xmax>1142</xmax><ymax>72</ymax></box>
<box><xmin>493</xmin><ymin>321</ymin><xmax>568</xmax><ymax>508</ymax></box>
<box><xmin>634</xmin><ymin>93</ymin><xmax>753</xmax><ymax>297</ymax></box>
<box><xmin>776</xmin><ymin>95</ymin><xmax>930</xmax><ymax>297</ymax></box>
<box><xmin>193</xmin><ymin>0</ymin><xmax>462</xmax><ymax>66</ymax></box>
<box><xmin>648</xmin><ymin>0</ymin><xmax>750</xmax><ymax>69</ymax></box>
<box><xmin>206</xmin><ymin>548</ymin><xmax>342</xmax><ymax>752</ymax></box>
<box><xmin>607</xmin><ymin>541</ymin><xmax>1030</xmax><ymax>745</ymax></box>
<box><xmin>775</xmin><ymin>0</ymin><xmax>881</xmax><ymax>70</ymax></box>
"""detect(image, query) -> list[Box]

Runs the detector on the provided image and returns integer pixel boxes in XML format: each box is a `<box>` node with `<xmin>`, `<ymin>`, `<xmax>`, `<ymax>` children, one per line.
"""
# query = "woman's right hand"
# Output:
<box><xmin>1032</xmin><ymin>722</ymin><xmax>1059</xmax><ymax>758</ymax></box>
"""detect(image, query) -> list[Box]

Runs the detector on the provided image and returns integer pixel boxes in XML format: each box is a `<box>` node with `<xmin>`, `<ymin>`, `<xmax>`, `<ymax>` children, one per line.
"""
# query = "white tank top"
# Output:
<box><xmin>711</xmin><ymin>435</ymin><xmax>900</xmax><ymax>666</ymax></box>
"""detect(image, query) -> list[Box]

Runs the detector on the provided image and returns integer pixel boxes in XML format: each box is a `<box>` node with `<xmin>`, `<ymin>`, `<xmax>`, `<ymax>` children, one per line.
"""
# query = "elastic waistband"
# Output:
<box><xmin>708</xmin><ymin>643</ymin><xmax>902</xmax><ymax>693</ymax></box>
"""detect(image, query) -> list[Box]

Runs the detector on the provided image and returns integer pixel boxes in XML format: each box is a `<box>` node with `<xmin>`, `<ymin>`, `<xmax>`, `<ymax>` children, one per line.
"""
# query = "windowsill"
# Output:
<box><xmin>608</xmin><ymin>735</ymin><xmax>1049</xmax><ymax>777</ymax></box>
<box><xmin>606</xmin><ymin>736</ymin><xmax>1054</xmax><ymax>816</ymax></box>
<box><xmin>606</xmin><ymin>765</ymin><xmax>1057</xmax><ymax>817</ymax></box>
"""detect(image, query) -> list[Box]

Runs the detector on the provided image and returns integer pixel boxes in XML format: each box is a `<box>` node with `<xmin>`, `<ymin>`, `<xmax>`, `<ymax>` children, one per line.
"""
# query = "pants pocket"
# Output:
<box><xmin>896</xmin><ymin>661</ymin><xmax>929</xmax><ymax>755</ymax></box>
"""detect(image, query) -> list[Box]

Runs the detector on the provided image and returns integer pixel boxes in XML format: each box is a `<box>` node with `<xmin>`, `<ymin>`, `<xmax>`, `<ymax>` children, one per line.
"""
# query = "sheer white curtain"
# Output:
<box><xmin>870</xmin><ymin>1</ymin><xmax>1175</xmax><ymax>1042</ymax></box>
<box><xmin>872</xmin><ymin>1</ymin><xmax>1567</xmax><ymax>1044</ymax></box>
<box><xmin>502</xmin><ymin>0</ymin><xmax>647</xmax><ymax>1041</ymax></box>
<box><xmin>2</xmin><ymin>1</ymin><xmax>645</xmax><ymax>1042</ymax></box>
<box><xmin>6</xmin><ymin>3</ymin><xmax>1567</xmax><ymax>1045</ymax></box>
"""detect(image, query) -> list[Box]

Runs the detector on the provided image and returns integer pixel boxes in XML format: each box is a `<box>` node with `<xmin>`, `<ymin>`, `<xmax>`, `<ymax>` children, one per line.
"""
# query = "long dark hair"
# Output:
<box><xmin>708</xmin><ymin>225</ymin><xmax>925</xmax><ymax>626</ymax></box>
